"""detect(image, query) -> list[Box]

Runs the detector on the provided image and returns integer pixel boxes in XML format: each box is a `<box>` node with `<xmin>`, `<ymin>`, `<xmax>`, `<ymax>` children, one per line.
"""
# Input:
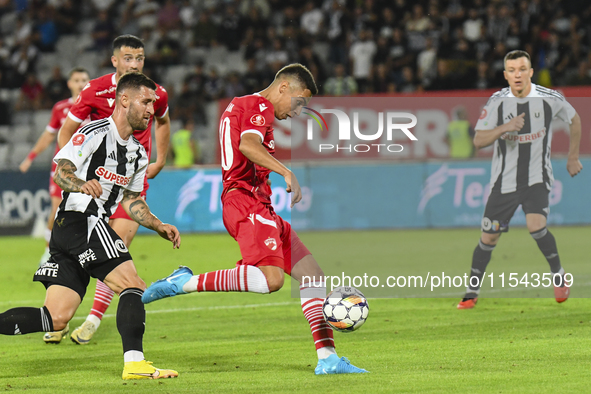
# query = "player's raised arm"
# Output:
<box><xmin>19</xmin><ymin>130</ymin><xmax>57</xmax><ymax>173</ymax></box>
<box><xmin>474</xmin><ymin>113</ymin><xmax>525</xmax><ymax>149</ymax></box>
<box><xmin>567</xmin><ymin>112</ymin><xmax>582</xmax><ymax>177</ymax></box>
<box><xmin>239</xmin><ymin>132</ymin><xmax>302</xmax><ymax>207</ymax></box>
<box><xmin>147</xmin><ymin>111</ymin><xmax>170</xmax><ymax>179</ymax></box>
<box><xmin>120</xmin><ymin>189</ymin><xmax>181</xmax><ymax>248</ymax></box>
<box><xmin>57</xmin><ymin>116</ymin><xmax>83</xmax><ymax>149</ymax></box>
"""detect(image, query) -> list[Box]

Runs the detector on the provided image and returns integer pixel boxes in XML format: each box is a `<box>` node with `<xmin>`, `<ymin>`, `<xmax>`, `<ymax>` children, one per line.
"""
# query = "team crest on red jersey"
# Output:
<box><xmin>264</xmin><ymin>238</ymin><xmax>277</xmax><ymax>251</ymax></box>
<box><xmin>72</xmin><ymin>134</ymin><xmax>85</xmax><ymax>146</ymax></box>
<box><xmin>250</xmin><ymin>114</ymin><xmax>265</xmax><ymax>126</ymax></box>
<box><xmin>479</xmin><ymin>108</ymin><xmax>487</xmax><ymax>119</ymax></box>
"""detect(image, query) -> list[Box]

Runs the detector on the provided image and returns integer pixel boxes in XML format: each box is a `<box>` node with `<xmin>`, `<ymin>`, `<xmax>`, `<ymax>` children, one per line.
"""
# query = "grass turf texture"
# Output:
<box><xmin>0</xmin><ymin>227</ymin><xmax>590</xmax><ymax>393</ymax></box>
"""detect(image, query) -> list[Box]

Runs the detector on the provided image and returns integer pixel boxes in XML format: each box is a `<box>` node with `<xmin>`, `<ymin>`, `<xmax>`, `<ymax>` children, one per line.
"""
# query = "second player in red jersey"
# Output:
<box><xmin>143</xmin><ymin>64</ymin><xmax>367</xmax><ymax>375</ymax></box>
<box><xmin>54</xmin><ymin>35</ymin><xmax>171</xmax><ymax>345</ymax></box>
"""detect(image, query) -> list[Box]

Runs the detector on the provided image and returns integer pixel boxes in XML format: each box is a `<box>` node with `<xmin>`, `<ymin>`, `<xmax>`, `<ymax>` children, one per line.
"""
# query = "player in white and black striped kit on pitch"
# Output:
<box><xmin>0</xmin><ymin>72</ymin><xmax>181</xmax><ymax>380</ymax></box>
<box><xmin>458</xmin><ymin>50</ymin><xmax>583</xmax><ymax>309</ymax></box>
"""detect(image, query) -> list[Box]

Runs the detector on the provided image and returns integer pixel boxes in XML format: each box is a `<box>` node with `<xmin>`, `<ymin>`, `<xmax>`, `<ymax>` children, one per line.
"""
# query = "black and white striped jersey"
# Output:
<box><xmin>476</xmin><ymin>83</ymin><xmax>576</xmax><ymax>194</ymax></box>
<box><xmin>53</xmin><ymin>117</ymin><xmax>149</xmax><ymax>221</ymax></box>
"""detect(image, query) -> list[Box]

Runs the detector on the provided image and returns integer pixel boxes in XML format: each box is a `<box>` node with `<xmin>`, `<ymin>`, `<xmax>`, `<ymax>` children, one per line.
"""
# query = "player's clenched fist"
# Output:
<box><xmin>81</xmin><ymin>179</ymin><xmax>103</xmax><ymax>198</ymax></box>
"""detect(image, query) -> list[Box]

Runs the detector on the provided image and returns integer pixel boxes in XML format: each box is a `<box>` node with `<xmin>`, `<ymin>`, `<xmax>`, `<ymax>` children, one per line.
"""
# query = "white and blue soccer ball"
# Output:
<box><xmin>322</xmin><ymin>286</ymin><xmax>369</xmax><ymax>332</ymax></box>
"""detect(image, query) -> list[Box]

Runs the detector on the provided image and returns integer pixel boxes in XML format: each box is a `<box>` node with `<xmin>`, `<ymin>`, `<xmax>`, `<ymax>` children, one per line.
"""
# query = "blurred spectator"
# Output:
<box><xmin>193</xmin><ymin>11</ymin><xmax>218</xmax><ymax>47</ymax></box>
<box><xmin>378</xmin><ymin>8</ymin><xmax>395</xmax><ymax>39</ymax></box>
<box><xmin>406</xmin><ymin>4</ymin><xmax>429</xmax><ymax>32</ymax></box>
<box><xmin>324</xmin><ymin>64</ymin><xmax>357</xmax><ymax>96</ymax></box>
<box><xmin>565</xmin><ymin>61</ymin><xmax>591</xmax><ymax>86</ymax></box>
<box><xmin>14</xmin><ymin>14</ymin><xmax>33</xmax><ymax>46</ymax></box>
<box><xmin>219</xmin><ymin>5</ymin><xmax>243</xmax><ymax>51</ymax></box>
<box><xmin>179</xmin><ymin>0</ymin><xmax>196</xmax><ymax>29</ymax></box>
<box><xmin>16</xmin><ymin>73</ymin><xmax>44</xmax><ymax>111</ymax></box>
<box><xmin>237</xmin><ymin>0</ymin><xmax>271</xmax><ymax>20</ymax></box>
<box><xmin>326</xmin><ymin>0</ymin><xmax>349</xmax><ymax>65</ymax></box>
<box><xmin>55</xmin><ymin>0</ymin><xmax>80</xmax><ymax>35</ymax></box>
<box><xmin>300</xmin><ymin>1</ymin><xmax>323</xmax><ymax>37</ymax></box>
<box><xmin>92</xmin><ymin>10</ymin><xmax>114</xmax><ymax>51</ymax></box>
<box><xmin>349</xmin><ymin>29</ymin><xmax>376</xmax><ymax>93</ymax></box>
<box><xmin>371</xmin><ymin>64</ymin><xmax>395</xmax><ymax>93</ymax></box>
<box><xmin>0</xmin><ymin>71</ymin><xmax>11</xmax><ymax>125</ymax></box>
<box><xmin>446</xmin><ymin>106</ymin><xmax>475</xmax><ymax>159</ymax></box>
<box><xmin>34</xmin><ymin>6</ymin><xmax>59</xmax><ymax>52</ymax></box>
<box><xmin>91</xmin><ymin>0</ymin><xmax>116</xmax><ymax>13</ymax></box>
<box><xmin>488</xmin><ymin>4</ymin><xmax>511</xmax><ymax>42</ymax></box>
<box><xmin>242</xmin><ymin>58</ymin><xmax>264</xmax><ymax>93</ymax></box>
<box><xmin>134</xmin><ymin>0</ymin><xmax>159</xmax><ymax>30</ymax></box>
<box><xmin>10</xmin><ymin>39</ymin><xmax>39</xmax><ymax>87</ymax></box>
<box><xmin>505</xmin><ymin>19</ymin><xmax>523</xmax><ymax>50</ymax></box>
<box><xmin>170</xmin><ymin>118</ymin><xmax>199</xmax><ymax>168</ymax></box>
<box><xmin>299</xmin><ymin>46</ymin><xmax>325</xmax><ymax>85</ymax></box>
<box><xmin>266</xmin><ymin>38</ymin><xmax>288</xmax><ymax>72</ymax></box>
<box><xmin>224</xmin><ymin>71</ymin><xmax>245</xmax><ymax>98</ymax></box>
<box><xmin>157</xmin><ymin>0</ymin><xmax>180</xmax><ymax>31</ymax></box>
<box><xmin>474</xmin><ymin>61</ymin><xmax>490</xmax><ymax>90</ymax></box>
<box><xmin>398</xmin><ymin>66</ymin><xmax>417</xmax><ymax>93</ymax></box>
<box><xmin>463</xmin><ymin>9</ymin><xmax>483</xmax><ymax>42</ymax></box>
<box><xmin>45</xmin><ymin>66</ymin><xmax>68</xmax><ymax>104</ymax></box>
<box><xmin>204</xmin><ymin>68</ymin><xmax>225</xmax><ymax>101</ymax></box>
<box><xmin>154</xmin><ymin>27</ymin><xmax>181</xmax><ymax>66</ymax></box>
<box><xmin>417</xmin><ymin>37</ymin><xmax>437</xmax><ymax>88</ymax></box>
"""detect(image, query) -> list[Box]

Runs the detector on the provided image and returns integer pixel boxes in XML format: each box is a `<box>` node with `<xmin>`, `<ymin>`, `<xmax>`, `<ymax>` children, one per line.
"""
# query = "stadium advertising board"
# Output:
<box><xmin>0</xmin><ymin>170</ymin><xmax>51</xmax><ymax>235</ymax></box>
<box><xmin>143</xmin><ymin>158</ymin><xmax>591</xmax><ymax>234</ymax></box>
<box><xmin>218</xmin><ymin>89</ymin><xmax>591</xmax><ymax>161</ymax></box>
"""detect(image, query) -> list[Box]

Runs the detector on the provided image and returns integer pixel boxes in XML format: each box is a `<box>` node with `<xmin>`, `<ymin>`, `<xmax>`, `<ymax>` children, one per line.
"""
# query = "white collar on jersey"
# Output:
<box><xmin>111</xmin><ymin>73</ymin><xmax>117</xmax><ymax>86</ymax></box>
<box><xmin>507</xmin><ymin>83</ymin><xmax>541</xmax><ymax>98</ymax></box>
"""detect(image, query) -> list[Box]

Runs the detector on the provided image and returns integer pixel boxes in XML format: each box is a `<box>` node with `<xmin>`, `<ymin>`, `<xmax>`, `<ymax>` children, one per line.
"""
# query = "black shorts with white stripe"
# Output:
<box><xmin>33</xmin><ymin>211</ymin><xmax>132</xmax><ymax>299</ymax></box>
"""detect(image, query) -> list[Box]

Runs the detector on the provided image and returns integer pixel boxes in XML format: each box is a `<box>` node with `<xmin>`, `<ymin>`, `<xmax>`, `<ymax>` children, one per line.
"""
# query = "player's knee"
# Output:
<box><xmin>481</xmin><ymin>232</ymin><xmax>500</xmax><ymax>246</ymax></box>
<box><xmin>267</xmin><ymin>275</ymin><xmax>284</xmax><ymax>292</ymax></box>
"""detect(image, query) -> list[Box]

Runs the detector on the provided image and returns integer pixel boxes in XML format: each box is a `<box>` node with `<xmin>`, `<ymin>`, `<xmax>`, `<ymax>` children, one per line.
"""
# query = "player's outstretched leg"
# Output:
<box><xmin>292</xmin><ymin>253</ymin><xmax>368</xmax><ymax>375</ymax></box>
<box><xmin>458</xmin><ymin>240</ymin><xmax>496</xmax><ymax>309</ymax></box>
<box><xmin>142</xmin><ymin>264</ymin><xmax>272</xmax><ymax>304</ymax></box>
<box><xmin>70</xmin><ymin>280</ymin><xmax>114</xmax><ymax>344</ymax></box>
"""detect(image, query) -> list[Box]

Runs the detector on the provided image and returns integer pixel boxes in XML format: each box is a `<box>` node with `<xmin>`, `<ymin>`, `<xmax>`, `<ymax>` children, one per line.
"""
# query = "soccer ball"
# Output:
<box><xmin>322</xmin><ymin>286</ymin><xmax>369</xmax><ymax>332</ymax></box>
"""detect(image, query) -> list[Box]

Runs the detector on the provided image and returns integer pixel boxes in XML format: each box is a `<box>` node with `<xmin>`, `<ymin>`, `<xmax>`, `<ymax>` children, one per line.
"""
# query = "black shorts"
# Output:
<box><xmin>481</xmin><ymin>183</ymin><xmax>550</xmax><ymax>234</ymax></box>
<box><xmin>33</xmin><ymin>211</ymin><xmax>132</xmax><ymax>299</ymax></box>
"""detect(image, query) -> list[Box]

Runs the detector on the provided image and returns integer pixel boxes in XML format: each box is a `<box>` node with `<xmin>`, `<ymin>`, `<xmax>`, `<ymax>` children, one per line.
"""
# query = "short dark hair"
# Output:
<box><xmin>116</xmin><ymin>72</ymin><xmax>156</xmax><ymax>99</ymax></box>
<box><xmin>275</xmin><ymin>63</ymin><xmax>318</xmax><ymax>95</ymax></box>
<box><xmin>68</xmin><ymin>66</ymin><xmax>89</xmax><ymax>79</ymax></box>
<box><xmin>504</xmin><ymin>50</ymin><xmax>531</xmax><ymax>68</ymax></box>
<box><xmin>112</xmin><ymin>35</ymin><xmax>144</xmax><ymax>52</ymax></box>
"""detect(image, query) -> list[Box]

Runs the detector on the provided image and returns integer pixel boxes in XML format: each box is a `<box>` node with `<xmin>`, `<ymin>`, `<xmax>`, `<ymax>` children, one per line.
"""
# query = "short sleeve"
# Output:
<box><xmin>68</xmin><ymin>82</ymin><xmax>94</xmax><ymax>123</ymax></box>
<box><xmin>554</xmin><ymin>99</ymin><xmax>576</xmax><ymax>124</ymax></box>
<box><xmin>46</xmin><ymin>103</ymin><xmax>63</xmax><ymax>133</ymax></box>
<box><xmin>239</xmin><ymin>101</ymin><xmax>273</xmax><ymax>142</ymax></box>
<box><xmin>154</xmin><ymin>85</ymin><xmax>169</xmax><ymax>119</ymax></box>
<box><xmin>126</xmin><ymin>147</ymin><xmax>149</xmax><ymax>192</ymax></box>
<box><xmin>475</xmin><ymin>97</ymin><xmax>501</xmax><ymax>130</ymax></box>
<box><xmin>53</xmin><ymin>130</ymin><xmax>103</xmax><ymax>170</ymax></box>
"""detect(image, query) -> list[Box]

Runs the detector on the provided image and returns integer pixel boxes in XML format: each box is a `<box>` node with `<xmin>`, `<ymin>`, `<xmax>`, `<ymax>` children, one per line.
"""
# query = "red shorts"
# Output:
<box><xmin>49</xmin><ymin>162</ymin><xmax>62</xmax><ymax>199</ymax></box>
<box><xmin>222</xmin><ymin>189</ymin><xmax>310</xmax><ymax>275</ymax></box>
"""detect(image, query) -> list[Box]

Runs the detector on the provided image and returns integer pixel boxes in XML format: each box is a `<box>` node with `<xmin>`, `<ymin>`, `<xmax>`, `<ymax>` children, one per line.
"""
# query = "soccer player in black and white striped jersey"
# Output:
<box><xmin>458</xmin><ymin>50</ymin><xmax>583</xmax><ymax>309</ymax></box>
<box><xmin>0</xmin><ymin>73</ymin><xmax>181</xmax><ymax>380</ymax></box>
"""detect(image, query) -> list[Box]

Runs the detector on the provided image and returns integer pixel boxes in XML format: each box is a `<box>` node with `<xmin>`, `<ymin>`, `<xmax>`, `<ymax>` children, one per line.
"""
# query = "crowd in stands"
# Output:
<box><xmin>0</xmin><ymin>0</ymin><xmax>591</xmax><ymax>123</ymax></box>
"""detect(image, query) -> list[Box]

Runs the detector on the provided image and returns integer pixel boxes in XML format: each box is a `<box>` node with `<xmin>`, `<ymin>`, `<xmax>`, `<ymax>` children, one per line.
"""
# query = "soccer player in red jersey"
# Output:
<box><xmin>19</xmin><ymin>67</ymin><xmax>90</xmax><ymax>272</ymax></box>
<box><xmin>143</xmin><ymin>64</ymin><xmax>368</xmax><ymax>375</ymax></box>
<box><xmin>53</xmin><ymin>35</ymin><xmax>171</xmax><ymax>344</ymax></box>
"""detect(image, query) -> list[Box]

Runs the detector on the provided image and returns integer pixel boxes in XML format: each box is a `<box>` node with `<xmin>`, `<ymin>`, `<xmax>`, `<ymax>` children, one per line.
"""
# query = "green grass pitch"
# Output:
<box><xmin>0</xmin><ymin>227</ymin><xmax>590</xmax><ymax>393</ymax></box>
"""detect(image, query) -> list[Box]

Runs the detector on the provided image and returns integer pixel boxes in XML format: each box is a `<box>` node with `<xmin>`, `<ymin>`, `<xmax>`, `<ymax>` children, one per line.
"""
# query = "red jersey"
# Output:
<box><xmin>220</xmin><ymin>94</ymin><xmax>276</xmax><ymax>204</ymax></box>
<box><xmin>67</xmin><ymin>72</ymin><xmax>169</xmax><ymax>158</ymax></box>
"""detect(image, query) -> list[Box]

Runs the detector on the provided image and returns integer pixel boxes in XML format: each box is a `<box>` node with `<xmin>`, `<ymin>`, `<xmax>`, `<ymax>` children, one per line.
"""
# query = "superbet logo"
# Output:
<box><xmin>95</xmin><ymin>167</ymin><xmax>131</xmax><ymax>186</ymax></box>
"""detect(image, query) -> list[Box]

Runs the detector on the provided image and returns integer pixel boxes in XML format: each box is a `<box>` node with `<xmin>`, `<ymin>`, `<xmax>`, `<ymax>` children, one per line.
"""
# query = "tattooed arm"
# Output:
<box><xmin>121</xmin><ymin>189</ymin><xmax>181</xmax><ymax>248</ymax></box>
<box><xmin>53</xmin><ymin>159</ymin><xmax>102</xmax><ymax>198</ymax></box>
